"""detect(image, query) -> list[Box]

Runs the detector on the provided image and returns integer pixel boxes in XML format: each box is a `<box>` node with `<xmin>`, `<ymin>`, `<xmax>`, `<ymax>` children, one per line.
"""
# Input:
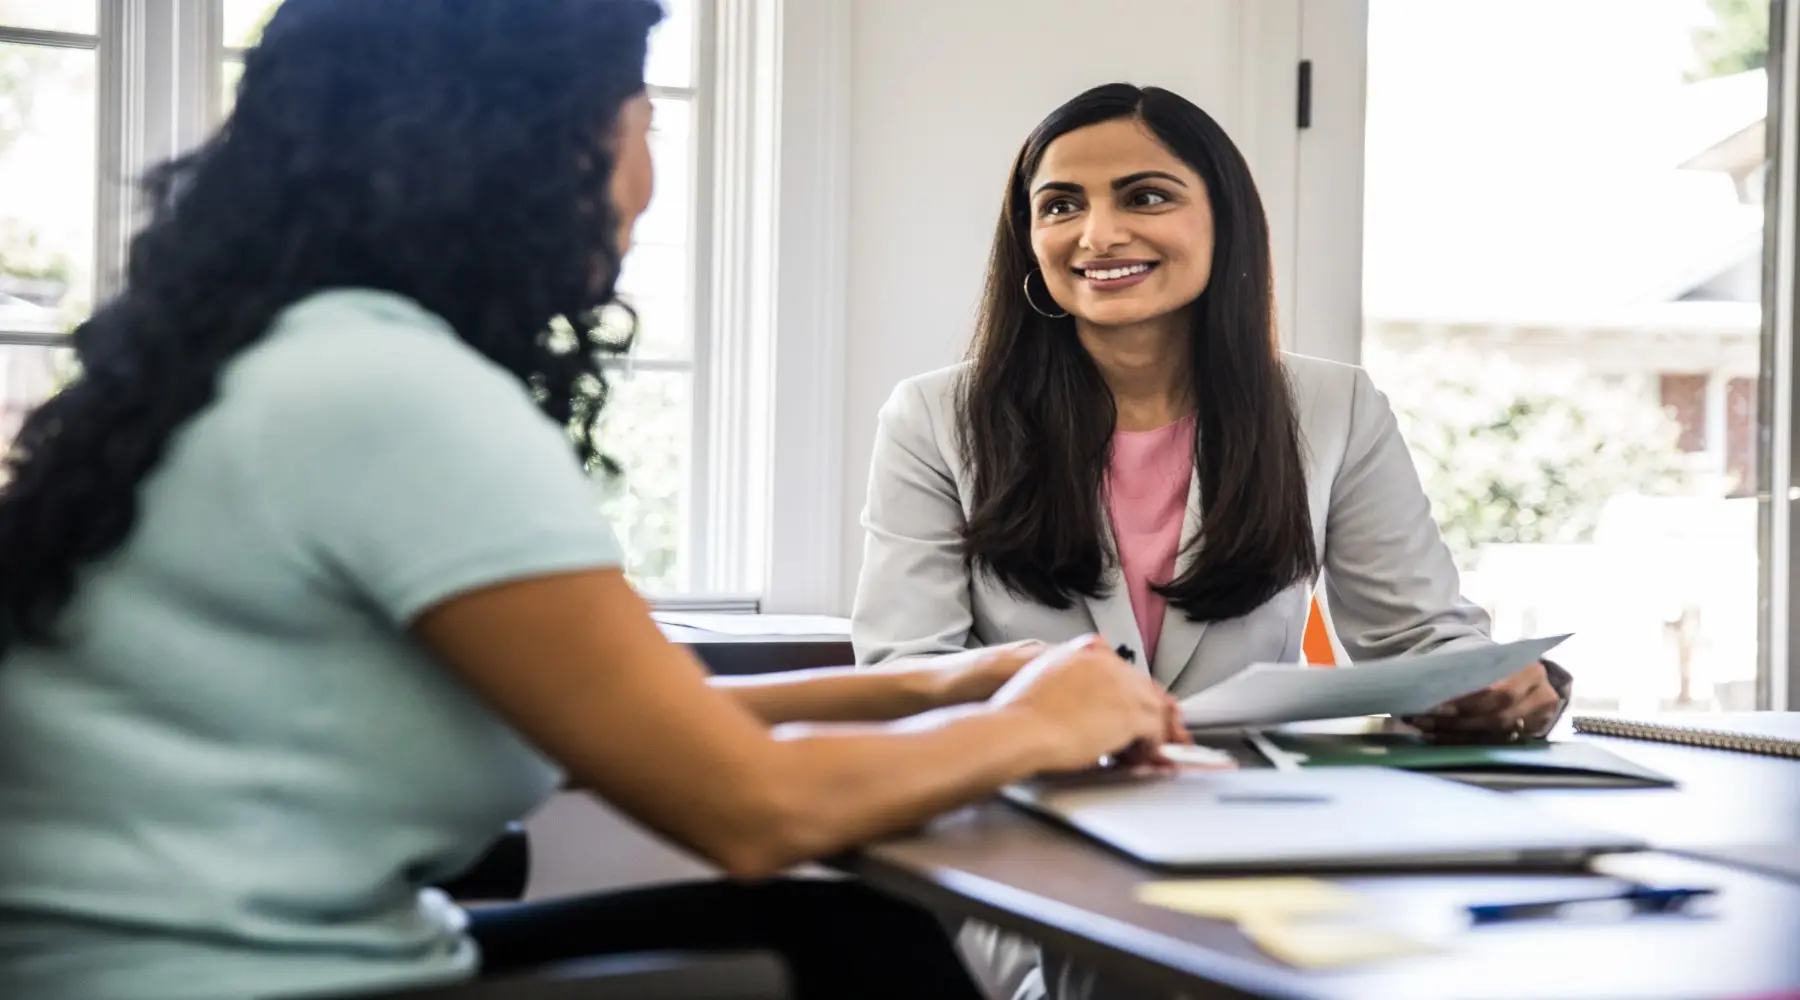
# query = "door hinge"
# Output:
<box><xmin>1297</xmin><ymin>59</ymin><xmax>1314</xmax><ymax>129</ymax></box>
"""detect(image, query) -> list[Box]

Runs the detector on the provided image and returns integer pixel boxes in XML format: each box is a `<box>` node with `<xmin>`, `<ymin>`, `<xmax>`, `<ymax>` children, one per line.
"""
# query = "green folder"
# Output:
<box><xmin>1261</xmin><ymin>731</ymin><xmax>1676</xmax><ymax>789</ymax></box>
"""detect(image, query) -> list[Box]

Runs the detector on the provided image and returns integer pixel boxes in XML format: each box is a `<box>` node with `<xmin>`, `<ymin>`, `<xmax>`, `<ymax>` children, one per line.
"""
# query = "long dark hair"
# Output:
<box><xmin>0</xmin><ymin>0</ymin><xmax>664</xmax><ymax>656</ymax></box>
<box><xmin>959</xmin><ymin>83</ymin><xmax>1318</xmax><ymax>622</ymax></box>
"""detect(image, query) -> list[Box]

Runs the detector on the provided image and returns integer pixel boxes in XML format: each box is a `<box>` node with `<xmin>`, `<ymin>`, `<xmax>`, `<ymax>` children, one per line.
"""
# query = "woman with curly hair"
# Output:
<box><xmin>0</xmin><ymin>3</ymin><xmax>1187</xmax><ymax>998</ymax></box>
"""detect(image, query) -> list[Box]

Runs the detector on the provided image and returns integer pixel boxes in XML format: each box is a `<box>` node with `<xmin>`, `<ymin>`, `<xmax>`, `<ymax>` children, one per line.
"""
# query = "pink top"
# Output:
<box><xmin>1104</xmin><ymin>414</ymin><xmax>1196</xmax><ymax>665</ymax></box>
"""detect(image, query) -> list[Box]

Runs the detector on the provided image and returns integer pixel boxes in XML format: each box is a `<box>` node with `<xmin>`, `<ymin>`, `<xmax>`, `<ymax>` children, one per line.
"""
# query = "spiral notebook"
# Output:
<box><xmin>1571</xmin><ymin>712</ymin><xmax>1800</xmax><ymax>759</ymax></box>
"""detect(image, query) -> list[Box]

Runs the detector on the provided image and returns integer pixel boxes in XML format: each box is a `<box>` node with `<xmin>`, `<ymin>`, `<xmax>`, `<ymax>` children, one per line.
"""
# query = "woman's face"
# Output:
<box><xmin>609</xmin><ymin>92</ymin><xmax>656</xmax><ymax>255</ymax></box>
<box><xmin>1025</xmin><ymin>118</ymin><xmax>1214</xmax><ymax>329</ymax></box>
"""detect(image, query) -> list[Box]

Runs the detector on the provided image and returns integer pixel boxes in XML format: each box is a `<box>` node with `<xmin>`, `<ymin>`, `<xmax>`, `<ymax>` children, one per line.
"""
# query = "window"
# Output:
<box><xmin>601</xmin><ymin>0</ymin><xmax>701</xmax><ymax>596</ymax></box>
<box><xmin>0</xmin><ymin>2</ymin><xmax>96</xmax><ymax>454</ymax></box>
<box><xmin>1362</xmin><ymin>0</ymin><xmax>1776</xmax><ymax>712</ymax></box>
<box><xmin>217</xmin><ymin>1</ymin><xmax>706</xmax><ymax>596</ymax></box>
<box><xmin>218</xmin><ymin>0</ymin><xmax>274</xmax><ymax>110</ymax></box>
<box><xmin>7</xmin><ymin>1</ymin><xmax>714</xmax><ymax>598</ymax></box>
<box><xmin>0</xmin><ymin>1</ymin><xmax>94</xmax><ymax>34</ymax></box>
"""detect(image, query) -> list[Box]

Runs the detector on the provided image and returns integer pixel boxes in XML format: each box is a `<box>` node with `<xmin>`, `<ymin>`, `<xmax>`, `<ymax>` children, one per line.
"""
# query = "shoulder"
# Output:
<box><xmin>879</xmin><ymin>361</ymin><xmax>968</xmax><ymax>432</ymax></box>
<box><xmin>232</xmin><ymin>288</ymin><xmax>542</xmax><ymax>432</ymax></box>
<box><xmin>887</xmin><ymin>361</ymin><xmax>968</xmax><ymax>413</ymax></box>
<box><xmin>1281</xmin><ymin>351</ymin><xmax>1369</xmax><ymax>397</ymax></box>
<box><xmin>1280</xmin><ymin>351</ymin><xmax>1381</xmax><ymax>424</ymax></box>
<box><xmin>866</xmin><ymin>362</ymin><xmax>971</xmax><ymax>481</ymax></box>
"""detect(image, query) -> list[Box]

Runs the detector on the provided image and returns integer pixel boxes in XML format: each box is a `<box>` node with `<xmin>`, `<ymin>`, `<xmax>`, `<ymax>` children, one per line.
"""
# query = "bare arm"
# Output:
<box><xmin>415</xmin><ymin>570</ymin><xmax>1156</xmax><ymax>879</ymax></box>
<box><xmin>713</xmin><ymin>644</ymin><xmax>1043</xmax><ymax>725</ymax></box>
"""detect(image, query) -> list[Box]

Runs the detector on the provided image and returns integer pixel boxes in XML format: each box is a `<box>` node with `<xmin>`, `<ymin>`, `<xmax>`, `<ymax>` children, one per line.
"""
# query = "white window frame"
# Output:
<box><xmin>699</xmin><ymin>0</ymin><xmax>851</xmax><ymax>613</ymax></box>
<box><xmin>1321</xmin><ymin>0</ymin><xmax>1800</xmax><ymax>709</ymax></box>
<box><xmin>1</xmin><ymin>0</ymin><xmax>217</xmax><ymax>338</ymax></box>
<box><xmin>1764</xmin><ymin>0</ymin><xmax>1799</xmax><ymax>710</ymax></box>
<box><xmin>3</xmin><ymin>1</ymin><xmax>771</xmax><ymax>606</ymax></box>
<box><xmin>0</xmin><ymin>13</ymin><xmax>95</xmax><ymax>350</ymax></box>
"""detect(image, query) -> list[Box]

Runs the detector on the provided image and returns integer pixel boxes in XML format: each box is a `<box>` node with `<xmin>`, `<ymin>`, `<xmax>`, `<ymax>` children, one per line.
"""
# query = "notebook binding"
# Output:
<box><xmin>1572</xmin><ymin>717</ymin><xmax>1800</xmax><ymax>759</ymax></box>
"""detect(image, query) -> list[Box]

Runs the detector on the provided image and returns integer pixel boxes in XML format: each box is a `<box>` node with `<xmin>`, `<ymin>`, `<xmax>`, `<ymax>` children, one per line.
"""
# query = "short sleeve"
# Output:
<box><xmin>241</xmin><ymin>297</ymin><xmax>625</xmax><ymax>624</ymax></box>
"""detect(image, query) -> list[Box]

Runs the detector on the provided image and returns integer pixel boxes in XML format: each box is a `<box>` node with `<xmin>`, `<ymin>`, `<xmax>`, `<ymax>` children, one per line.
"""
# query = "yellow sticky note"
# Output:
<box><xmin>1239</xmin><ymin>913</ymin><xmax>1437</xmax><ymax>969</ymax></box>
<box><xmin>1135</xmin><ymin>877</ymin><xmax>1362</xmax><ymax>921</ymax></box>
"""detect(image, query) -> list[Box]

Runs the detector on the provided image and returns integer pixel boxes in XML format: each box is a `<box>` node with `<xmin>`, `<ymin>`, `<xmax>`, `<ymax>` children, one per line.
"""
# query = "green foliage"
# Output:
<box><xmin>1692</xmin><ymin>0</ymin><xmax>1770</xmax><ymax>80</ymax></box>
<box><xmin>0</xmin><ymin>39</ymin><xmax>79</xmax><ymax>314</ymax></box>
<box><xmin>0</xmin><ymin>42</ymin><xmax>43</xmax><ymax>150</ymax></box>
<box><xmin>1364</xmin><ymin>345</ymin><xmax>1696</xmax><ymax>569</ymax></box>
<box><xmin>0</xmin><ymin>219</ymin><xmax>70</xmax><ymax>284</ymax></box>
<box><xmin>592</xmin><ymin>369</ymin><xmax>687</xmax><ymax>594</ymax></box>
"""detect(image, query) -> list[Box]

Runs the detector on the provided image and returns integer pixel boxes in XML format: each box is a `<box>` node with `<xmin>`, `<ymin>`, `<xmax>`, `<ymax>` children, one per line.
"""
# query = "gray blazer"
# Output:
<box><xmin>851</xmin><ymin>353</ymin><xmax>1496</xmax><ymax>695</ymax></box>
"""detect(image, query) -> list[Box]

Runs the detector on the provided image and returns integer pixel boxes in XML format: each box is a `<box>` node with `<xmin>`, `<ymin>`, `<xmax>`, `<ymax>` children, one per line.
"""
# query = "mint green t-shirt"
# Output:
<box><xmin>0</xmin><ymin>289</ymin><xmax>625</xmax><ymax>999</ymax></box>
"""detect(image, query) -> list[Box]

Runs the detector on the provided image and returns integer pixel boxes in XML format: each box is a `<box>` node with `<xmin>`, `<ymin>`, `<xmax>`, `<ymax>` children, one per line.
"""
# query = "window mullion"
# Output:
<box><xmin>697</xmin><ymin>0</ymin><xmax>773</xmax><ymax>599</ymax></box>
<box><xmin>181</xmin><ymin>1</ymin><xmax>223</xmax><ymax>144</ymax></box>
<box><xmin>94</xmin><ymin>1</ymin><xmax>220</xmax><ymax>303</ymax></box>
<box><xmin>93</xmin><ymin>0</ymin><xmax>137</xmax><ymax>302</ymax></box>
<box><xmin>0</xmin><ymin>26</ymin><xmax>98</xmax><ymax>49</ymax></box>
<box><xmin>0</xmin><ymin>331</ymin><xmax>72</xmax><ymax>349</ymax></box>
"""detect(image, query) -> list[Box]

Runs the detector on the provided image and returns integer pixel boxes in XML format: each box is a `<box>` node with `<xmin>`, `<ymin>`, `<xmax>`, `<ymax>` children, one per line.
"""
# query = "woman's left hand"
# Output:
<box><xmin>1406</xmin><ymin>661</ymin><xmax>1563</xmax><ymax>742</ymax></box>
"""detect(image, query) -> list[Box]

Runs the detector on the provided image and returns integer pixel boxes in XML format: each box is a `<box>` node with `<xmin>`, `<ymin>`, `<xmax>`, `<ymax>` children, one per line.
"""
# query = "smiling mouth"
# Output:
<box><xmin>1072</xmin><ymin>261</ymin><xmax>1159</xmax><ymax>290</ymax></box>
<box><xmin>1073</xmin><ymin>261</ymin><xmax>1157</xmax><ymax>281</ymax></box>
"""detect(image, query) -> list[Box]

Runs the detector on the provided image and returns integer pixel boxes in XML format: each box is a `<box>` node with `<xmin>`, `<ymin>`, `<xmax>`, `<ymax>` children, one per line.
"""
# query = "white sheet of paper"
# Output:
<box><xmin>1179</xmin><ymin>635</ymin><xmax>1570</xmax><ymax>729</ymax></box>
<box><xmin>653</xmin><ymin>613</ymin><xmax>852</xmax><ymax>637</ymax></box>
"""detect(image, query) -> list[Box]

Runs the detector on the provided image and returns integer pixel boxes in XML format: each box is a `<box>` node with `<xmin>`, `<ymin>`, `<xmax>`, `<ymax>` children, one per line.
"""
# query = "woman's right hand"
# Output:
<box><xmin>990</xmin><ymin>636</ymin><xmax>1179</xmax><ymax>773</ymax></box>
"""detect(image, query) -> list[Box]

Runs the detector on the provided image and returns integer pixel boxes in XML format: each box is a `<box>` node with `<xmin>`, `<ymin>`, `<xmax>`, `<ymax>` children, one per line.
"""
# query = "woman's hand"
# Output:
<box><xmin>990</xmin><ymin>636</ymin><xmax>1180</xmax><ymax>773</ymax></box>
<box><xmin>1405</xmin><ymin>661</ymin><xmax>1564</xmax><ymax>743</ymax></box>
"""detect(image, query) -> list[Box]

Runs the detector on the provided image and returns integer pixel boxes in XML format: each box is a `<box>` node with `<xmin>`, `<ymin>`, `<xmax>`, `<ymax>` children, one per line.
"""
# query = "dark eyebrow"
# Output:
<box><xmin>1031</xmin><ymin>171</ymin><xmax>1188</xmax><ymax>197</ymax></box>
<box><xmin>1113</xmin><ymin>170</ymin><xmax>1186</xmax><ymax>190</ymax></box>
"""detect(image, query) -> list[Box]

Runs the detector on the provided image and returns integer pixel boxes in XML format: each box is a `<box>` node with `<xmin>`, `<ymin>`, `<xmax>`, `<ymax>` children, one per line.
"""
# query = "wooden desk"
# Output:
<box><xmin>843</xmin><ymin>737</ymin><xmax>1800</xmax><ymax>1000</ymax></box>
<box><xmin>661</xmin><ymin>623</ymin><xmax>852</xmax><ymax>676</ymax></box>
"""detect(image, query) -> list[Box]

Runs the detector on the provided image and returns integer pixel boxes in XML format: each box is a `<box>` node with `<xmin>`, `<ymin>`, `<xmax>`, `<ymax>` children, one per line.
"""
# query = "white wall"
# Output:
<box><xmin>830</xmin><ymin>0</ymin><xmax>1325</xmax><ymax>610</ymax></box>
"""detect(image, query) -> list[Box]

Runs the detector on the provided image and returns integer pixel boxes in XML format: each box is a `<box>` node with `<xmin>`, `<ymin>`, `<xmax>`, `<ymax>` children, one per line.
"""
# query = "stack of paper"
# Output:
<box><xmin>1135</xmin><ymin>878</ymin><xmax>1435</xmax><ymax>969</ymax></box>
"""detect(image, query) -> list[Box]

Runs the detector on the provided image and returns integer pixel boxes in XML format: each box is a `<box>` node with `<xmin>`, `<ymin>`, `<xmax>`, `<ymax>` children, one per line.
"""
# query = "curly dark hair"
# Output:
<box><xmin>0</xmin><ymin>0</ymin><xmax>665</xmax><ymax>657</ymax></box>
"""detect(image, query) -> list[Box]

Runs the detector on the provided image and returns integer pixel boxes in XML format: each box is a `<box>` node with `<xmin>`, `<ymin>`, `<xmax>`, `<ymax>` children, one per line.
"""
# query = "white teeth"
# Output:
<box><xmin>1083</xmin><ymin>263</ymin><xmax>1152</xmax><ymax>281</ymax></box>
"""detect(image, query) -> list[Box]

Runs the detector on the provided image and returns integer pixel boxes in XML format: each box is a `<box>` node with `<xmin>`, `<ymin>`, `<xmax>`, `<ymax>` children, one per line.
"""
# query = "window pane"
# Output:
<box><xmin>634</xmin><ymin>98</ymin><xmax>692</xmax><ymax>248</ymax></box>
<box><xmin>0</xmin><ymin>1</ymin><xmax>96</xmax><ymax>34</ymax></box>
<box><xmin>1363</xmin><ymin>0</ymin><xmax>1770</xmax><ymax>714</ymax></box>
<box><xmin>594</xmin><ymin>369</ymin><xmax>690</xmax><ymax>594</ymax></box>
<box><xmin>618</xmin><ymin>244</ymin><xmax>690</xmax><ymax>360</ymax></box>
<box><xmin>0</xmin><ymin>41</ymin><xmax>97</xmax><ymax>330</ymax></box>
<box><xmin>0</xmin><ymin>344</ymin><xmax>69</xmax><ymax>455</ymax></box>
<box><xmin>222</xmin><ymin>0</ymin><xmax>283</xmax><ymax>50</ymax></box>
<box><xmin>616</xmin><ymin>98</ymin><xmax>692</xmax><ymax>359</ymax></box>
<box><xmin>646</xmin><ymin>0</ymin><xmax>693</xmax><ymax>89</ymax></box>
<box><xmin>221</xmin><ymin>58</ymin><xmax>243</xmax><ymax>116</ymax></box>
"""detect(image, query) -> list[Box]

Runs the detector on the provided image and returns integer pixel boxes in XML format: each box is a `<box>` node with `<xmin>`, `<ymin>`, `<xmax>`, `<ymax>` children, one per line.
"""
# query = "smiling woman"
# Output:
<box><xmin>851</xmin><ymin>82</ymin><xmax>1571</xmax><ymax>999</ymax></box>
<box><xmin>959</xmin><ymin>83</ymin><xmax>1315</xmax><ymax>625</ymax></box>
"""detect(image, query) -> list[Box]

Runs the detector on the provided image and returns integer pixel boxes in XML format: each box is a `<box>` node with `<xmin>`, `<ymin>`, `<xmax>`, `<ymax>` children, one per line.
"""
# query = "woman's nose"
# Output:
<box><xmin>1079</xmin><ymin>204</ymin><xmax>1129</xmax><ymax>254</ymax></box>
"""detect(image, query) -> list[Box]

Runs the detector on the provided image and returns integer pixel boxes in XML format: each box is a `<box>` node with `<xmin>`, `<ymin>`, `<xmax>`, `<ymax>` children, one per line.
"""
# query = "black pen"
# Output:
<box><xmin>1467</xmin><ymin>885</ymin><xmax>1715</xmax><ymax>925</ymax></box>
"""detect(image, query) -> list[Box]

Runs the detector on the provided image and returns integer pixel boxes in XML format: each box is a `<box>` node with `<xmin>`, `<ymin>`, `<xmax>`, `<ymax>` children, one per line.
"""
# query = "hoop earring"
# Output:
<box><xmin>1022</xmin><ymin>269</ymin><xmax>1070</xmax><ymax>319</ymax></box>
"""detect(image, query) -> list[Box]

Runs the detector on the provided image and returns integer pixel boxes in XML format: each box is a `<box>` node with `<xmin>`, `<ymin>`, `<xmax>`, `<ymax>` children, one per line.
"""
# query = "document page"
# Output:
<box><xmin>1180</xmin><ymin>635</ymin><xmax>1570</xmax><ymax>729</ymax></box>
